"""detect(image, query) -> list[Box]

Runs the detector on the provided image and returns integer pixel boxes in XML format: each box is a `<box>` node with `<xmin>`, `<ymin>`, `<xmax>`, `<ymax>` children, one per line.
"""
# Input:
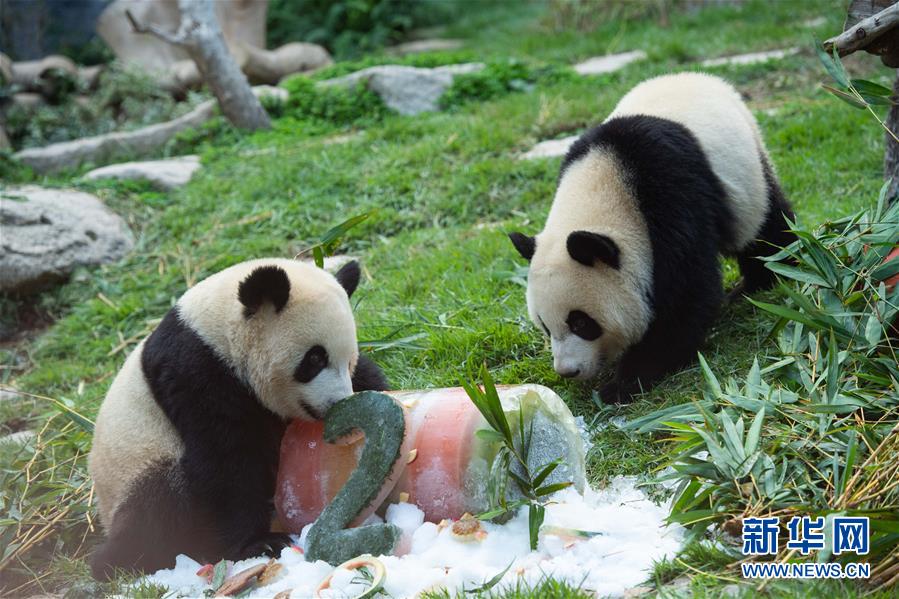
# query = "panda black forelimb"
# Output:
<box><xmin>352</xmin><ymin>353</ymin><xmax>389</xmax><ymax>391</ymax></box>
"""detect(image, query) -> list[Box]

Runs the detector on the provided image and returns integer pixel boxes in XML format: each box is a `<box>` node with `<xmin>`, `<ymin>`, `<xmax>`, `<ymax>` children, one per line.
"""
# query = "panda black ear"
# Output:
<box><xmin>335</xmin><ymin>260</ymin><xmax>361</xmax><ymax>298</ymax></box>
<box><xmin>508</xmin><ymin>232</ymin><xmax>536</xmax><ymax>262</ymax></box>
<box><xmin>567</xmin><ymin>231</ymin><xmax>620</xmax><ymax>270</ymax></box>
<box><xmin>238</xmin><ymin>265</ymin><xmax>291</xmax><ymax>317</ymax></box>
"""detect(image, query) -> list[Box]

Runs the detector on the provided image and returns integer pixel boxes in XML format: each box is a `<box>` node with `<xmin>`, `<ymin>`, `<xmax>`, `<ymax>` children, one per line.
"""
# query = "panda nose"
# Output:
<box><xmin>559</xmin><ymin>368</ymin><xmax>581</xmax><ymax>379</ymax></box>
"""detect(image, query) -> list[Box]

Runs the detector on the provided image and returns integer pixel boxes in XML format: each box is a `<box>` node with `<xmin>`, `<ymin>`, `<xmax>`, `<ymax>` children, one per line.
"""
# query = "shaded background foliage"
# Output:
<box><xmin>266</xmin><ymin>0</ymin><xmax>461</xmax><ymax>59</ymax></box>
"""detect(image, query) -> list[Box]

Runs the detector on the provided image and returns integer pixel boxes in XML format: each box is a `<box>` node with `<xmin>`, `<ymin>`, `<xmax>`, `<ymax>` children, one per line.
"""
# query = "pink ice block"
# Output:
<box><xmin>274</xmin><ymin>385</ymin><xmax>586</xmax><ymax>532</ymax></box>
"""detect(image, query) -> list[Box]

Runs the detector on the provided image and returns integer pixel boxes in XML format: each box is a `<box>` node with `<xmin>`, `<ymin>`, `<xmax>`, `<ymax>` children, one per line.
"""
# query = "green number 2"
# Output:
<box><xmin>305</xmin><ymin>391</ymin><xmax>405</xmax><ymax>565</ymax></box>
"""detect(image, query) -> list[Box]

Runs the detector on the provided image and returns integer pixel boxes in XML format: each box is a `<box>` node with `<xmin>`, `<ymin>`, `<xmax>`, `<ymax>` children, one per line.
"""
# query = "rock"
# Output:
<box><xmin>14</xmin><ymin>101</ymin><xmax>216</xmax><ymax>174</ymax></box>
<box><xmin>240</xmin><ymin>42</ymin><xmax>333</xmax><ymax>85</ymax></box>
<box><xmin>389</xmin><ymin>39</ymin><xmax>464</xmax><ymax>56</ymax></box>
<box><xmin>0</xmin><ymin>187</ymin><xmax>134</xmax><ymax>293</ymax></box>
<box><xmin>12</xmin><ymin>92</ymin><xmax>46</xmax><ymax>109</ymax></box>
<box><xmin>701</xmin><ymin>47</ymin><xmax>799</xmax><ymax>67</ymax></box>
<box><xmin>84</xmin><ymin>155</ymin><xmax>201</xmax><ymax>190</ymax></box>
<box><xmin>97</xmin><ymin>0</ymin><xmax>266</xmax><ymax>73</ymax></box>
<box><xmin>573</xmin><ymin>50</ymin><xmax>647</xmax><ymax>75</ymax></box>
<box><xmin>13</xmin><ymin>84</ymin><xmax>287</xmax><ymax>174</ymax></box>
<box><xmin>322</xmin><ymin>63</ymin><xmax>484</xmax><ymax>116</ymax></box>
<box><xmin>10</xmin><ymin>55</ymin><xmax>78</xmax><ymax>87</ymax></box>
<box><xmin>519</xmin><ymin>134</ymin><xmax>579</xmax><ymax>160</ymax></box>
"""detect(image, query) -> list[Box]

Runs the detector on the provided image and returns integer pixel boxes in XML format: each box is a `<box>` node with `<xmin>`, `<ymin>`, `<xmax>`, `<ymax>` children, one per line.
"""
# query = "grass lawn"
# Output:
<box><xmin>1</xmin><ymin>0</ymin><xmax>896</xmax><ymax>596</ymax></box>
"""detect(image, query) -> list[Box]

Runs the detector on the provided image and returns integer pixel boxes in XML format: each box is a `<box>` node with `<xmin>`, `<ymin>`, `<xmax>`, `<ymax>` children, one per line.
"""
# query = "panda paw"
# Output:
<box><xmin>237</xmin><ymin>532</ymin><xmax>293</xmax><ymax>560</ymax></box>
<box><xmin>599</xmin><ymin>380</ymin><xmax>637</xmax><ymax>404</ymax></box>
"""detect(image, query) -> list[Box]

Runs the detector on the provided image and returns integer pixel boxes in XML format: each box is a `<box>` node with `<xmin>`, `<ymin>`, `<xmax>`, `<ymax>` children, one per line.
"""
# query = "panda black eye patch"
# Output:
<box><xmin>295</xmin><ymin>345</ymin><xmax>329</xmax><ymax>383</ymax></box>
<box><xmin>566</xmin><ymin>310</ymin><xmax>602</xmax><ymax>341</ymax></box>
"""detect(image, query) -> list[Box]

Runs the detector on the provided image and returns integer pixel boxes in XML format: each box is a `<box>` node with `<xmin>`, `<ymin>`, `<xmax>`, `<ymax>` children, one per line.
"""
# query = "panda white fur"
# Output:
<box><xmin>88</xmin><ymin>258</ymin><xmax>387</xmax><ymax>578</ymax></box>
<box><xmin>509</xmin><ymin>73</ymin><xmax>795</xmax><ymax>403</ymax></box>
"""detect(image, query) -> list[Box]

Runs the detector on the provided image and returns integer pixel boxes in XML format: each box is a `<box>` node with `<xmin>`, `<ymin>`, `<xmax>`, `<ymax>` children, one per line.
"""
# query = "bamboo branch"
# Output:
<box><xmin>824</xmin><ymin>2</ymin><xmax>899</xmax><ymax>56</ymax></box>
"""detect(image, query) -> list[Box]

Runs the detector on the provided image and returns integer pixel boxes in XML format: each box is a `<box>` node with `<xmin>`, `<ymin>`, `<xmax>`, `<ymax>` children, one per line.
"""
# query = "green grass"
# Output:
<box><xmin>1</xmin><ymin>0</ymin><xmax>895</xmax><ymax>596</ymax></box>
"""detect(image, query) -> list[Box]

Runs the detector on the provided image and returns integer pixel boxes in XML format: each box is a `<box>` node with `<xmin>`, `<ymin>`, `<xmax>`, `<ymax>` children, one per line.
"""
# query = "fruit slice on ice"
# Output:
<box><xmin>275</xmin><ymin>401</ymin><xmax>414</xmax><ymax>533</ymax></box>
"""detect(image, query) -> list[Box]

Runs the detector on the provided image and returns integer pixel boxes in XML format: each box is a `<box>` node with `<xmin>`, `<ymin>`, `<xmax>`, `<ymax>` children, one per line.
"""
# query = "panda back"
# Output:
<box><xmin>89</xmin><ymin>340</ymin><xmax>183</xmax><ymax>529</ymax></box>
<box><xmin>607</xmin><ymin>72</ymin><xmax>769</xmax><ymax>251</ymax></box>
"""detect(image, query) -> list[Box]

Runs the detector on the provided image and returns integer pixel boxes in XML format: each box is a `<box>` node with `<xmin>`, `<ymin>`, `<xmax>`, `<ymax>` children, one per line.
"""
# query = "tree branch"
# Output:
<box><xmin>124</xmin><ymin>9</ymin><xmax>190</xmax><ymax>46</ymax></box>
<box><xmin>824</xmin><ymin>2</ymin><xmax>899</xmax><ymax>57</ymax></box>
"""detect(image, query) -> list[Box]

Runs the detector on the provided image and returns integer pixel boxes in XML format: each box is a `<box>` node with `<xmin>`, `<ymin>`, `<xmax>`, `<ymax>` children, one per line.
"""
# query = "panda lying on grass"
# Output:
<box><xmin>88</xmin><ymin>259</ymin><xmax>386</xmax><ymax>579</ymax></box>
<box><xmin>510</xmin><ymin>72</ymin><xmax>796</xmax><ymax>404</ymax></box>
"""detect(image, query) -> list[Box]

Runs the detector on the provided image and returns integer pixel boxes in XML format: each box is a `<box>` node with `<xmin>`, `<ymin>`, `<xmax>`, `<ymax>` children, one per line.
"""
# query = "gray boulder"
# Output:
<box><xmin>0</xmin><ymin>186</ymin><xmax>134</xmax><ymax>293</ymax></box>
<box><xmin>573</xmin><ymin>50</ymin><xmax>646</xmax><ymax>75</ymax></box>
<box><xmin>84</xmin><ymin>155</ymin><xmax>201</xmax><ymax>190</ymax></box>
<box><xmin>322</xmin><ymin>63</ymin><xmax>484</xmax><ymax>116</ymax></box>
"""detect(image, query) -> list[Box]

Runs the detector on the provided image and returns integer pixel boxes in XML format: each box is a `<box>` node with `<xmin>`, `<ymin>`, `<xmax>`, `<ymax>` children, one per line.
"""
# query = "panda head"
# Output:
<box><xmin>508</xmin><ymin>229</ymin><xmax>650</xmax><ymax>380</ymax></box>
<box><xmin>179</xmin><ymin>258</ymin><xmax>364</xmax><ymax>420</ymax></box>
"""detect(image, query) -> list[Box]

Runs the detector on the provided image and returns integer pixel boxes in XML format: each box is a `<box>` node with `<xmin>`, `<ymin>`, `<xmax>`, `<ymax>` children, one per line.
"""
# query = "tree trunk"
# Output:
<box><xmin>178</xmin><ymin>0</ymin><xmax>269</xmax><ymax>130</ymax></box>
<box><xmin>128</xmin><ymin>0</ymin><xmax>270</xmax><ymax>131</ymax></box>
<box><xmin>885</xmin><ymin>71</ymin><xmax>899</xmax><ymax>201</ymax></box>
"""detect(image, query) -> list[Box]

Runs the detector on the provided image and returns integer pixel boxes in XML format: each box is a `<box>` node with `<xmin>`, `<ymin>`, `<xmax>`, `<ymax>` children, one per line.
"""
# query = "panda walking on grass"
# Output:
<box><xmin>509</xmin><ymin>72</ymin><xmax>796</xmax><ymax>404</ymax></box>
<box><xmin>88</xmin><ymin>258</ymin><xmax>387</xmax><ymax>579</ymax></box>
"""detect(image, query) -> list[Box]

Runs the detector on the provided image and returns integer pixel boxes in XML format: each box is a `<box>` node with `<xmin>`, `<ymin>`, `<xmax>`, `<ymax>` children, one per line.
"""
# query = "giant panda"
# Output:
<box><xmin>509</xmin><ymin>72</ymin><xmax>795</xmax><ymax>404</ymax></box>
<box><xmin>88</xmin><ymin>258</ymin><xmax>387</xmax><ymax>579</ymax></box>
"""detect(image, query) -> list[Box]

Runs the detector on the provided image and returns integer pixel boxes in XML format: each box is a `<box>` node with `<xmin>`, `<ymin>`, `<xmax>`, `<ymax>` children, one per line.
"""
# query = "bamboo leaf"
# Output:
<box><xmin>480</xmin><ymin>364</ymin><xmax>512</xmax><ymax>442</ymax></box>
<box><xmin>864</xmin><ymin>314</ymin><xmax>883</xmax><ymax>347</ymax></box>
<box><xmin>719</xmin><ymin>412</ymin><xmax>746</xmax><ymax>462</ymax></box>
<box><xmin>666</xmin><ymin>509</ymin><xmax>718</xmax><ymax>525</ymax></box>
<box><xmin>312</xmin><ymin>245</ymin><xmax>324</xmax><ymax>269</ymax></box>
<box><xmin>766</xmin><ymin>262</ymin><xmax>831</xmax><ymax>286</ymax></box>
<box><xmin>851</xmin><ymin>78</ymin><xmax>893</xmax><ymax>97</ymax></box>
<box><xmin>475</xmin><ymin>428</ymin><xmax>506</xmax><ymax>444</ymax></box>
<box><xmin>698</xmin><ymin>353</ymin><xmax>721</xmax><ymax>397</ymax></box>
<box><xmin>815</xmin><ymin>39</ymin><xmax>849</xmax><ymax>87</ymax></box>
<box><xmin>871</xmin><ymin>256</ymin><xmax>899</xmax><ymax>282</ymax></box>
<box><xmin>735</xmin><ymin>451</ymin><xmax>761</xmax><ymax>479</ymax></box>
<box><xmin>826</xmin><ymin>329</ymin><xmax>839</xmax><ymax>403</ymax></box>
<box><xmin>319</xmin><ymin>213</ymin><xmax>371</xmax><ymax>246</ymax></box>
<box><xmin>464</xmin><ymin>561</ymin><xmax>514</xmax><ymax>594</ymax></box>
<box><xmin>535</xmin><ymin>481</ymin><xmax>573</xmax><ymax>497</ymax></box>
<box><xmin>822</xmin><ymin>84</ymin><xmax>867</xmax><ymax>108</ymax></box>
<box><xmin>508</xmin><ymin>469</ymin><xmax>531</xmax><ymax>494</ymax></box>
<box><xmin>859</xmin><ymin>93</ymin><xmax>893</xmax><ymax>106</ymax></box>
<box><xmin>744</xmin><ymin>407</ymin><xmax>765</xmax><ymax>455</ymax></box>
<box><xmin>528</xmin><ymin>504</ymin><xmax>544</xmax><ymax>550</ymax></box>
<box><xmin>835</xmin><ymin>430</ymin><xmax>858</xmax><ymax>499</ymax></box>
<box><xmin>532</xmin><ymin>458</ymin><xmax>562</xmax><ymax>489</ymax></box>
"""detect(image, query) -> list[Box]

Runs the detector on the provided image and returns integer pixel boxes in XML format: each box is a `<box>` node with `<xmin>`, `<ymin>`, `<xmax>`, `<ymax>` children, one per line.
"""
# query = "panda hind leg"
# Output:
<box><xmin>90</xmin><ymin>462</ymin><xmax>209</xmax><ymax>580</ymax></box>
<box><xmin>731</xmin><ymin>160</ymin><xmax>797</xmax><ymax>300</ymax></box>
